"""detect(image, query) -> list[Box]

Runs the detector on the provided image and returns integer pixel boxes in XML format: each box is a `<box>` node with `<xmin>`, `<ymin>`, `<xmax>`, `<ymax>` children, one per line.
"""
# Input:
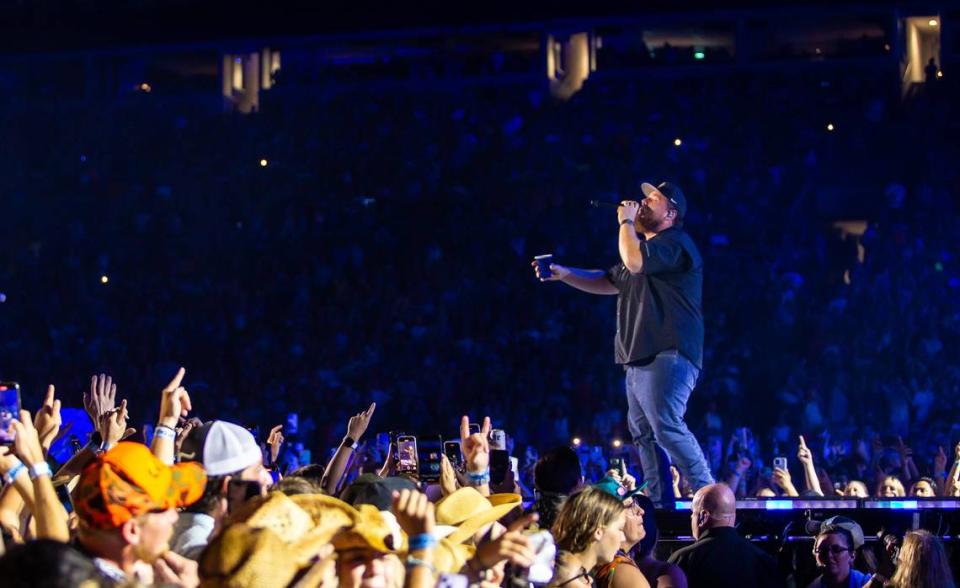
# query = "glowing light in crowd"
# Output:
<box><xmin>938</xmin><ymin>71</ymin><xmax>943</xmax><ymax>79</ymax></box>
<box><xmin>100</xmin><ymin>275</ymin><xmax>109</xmax><ymax>284</ymax></box>
<box><xmin>0</xmin><ymin>293</ymin><xmax>6</xmax><ymax>303</ymax></box>
<box><xmin>674</xmin><ymin>138</ymin><xmax>683</xmax><ymax>147</ymax></box>
<box><xmin>826</xmin><ymin>123</ymin><xmax>835</xmax><ymax>132</ymax></box>
<box><xmin>929</xmin><ymin>19</ymin><xmax>939</xmax><ymax>27</ymax></box>
<box><xmin>694</xmin><ymin>51</ymin><xmax>705</xmax><ymax>60</ymax></box>
<box><xmin>260</xmin><ymin>159</ymin><xmax>268</xmax><ymax>167</ymax></box>
<box><xmin>612</xmin><ymin>439</ymin><xmax>622</xmax><ymax>448</ymax></box>
<box><xmin>139</xmin><ymin>83</ymin><xmax>152</xmax><ymax>93</ymax></box>
<box><xmin>572</xmin><ymin>437</ymin><xmax>582</xmax><ymax>446</ymax></box>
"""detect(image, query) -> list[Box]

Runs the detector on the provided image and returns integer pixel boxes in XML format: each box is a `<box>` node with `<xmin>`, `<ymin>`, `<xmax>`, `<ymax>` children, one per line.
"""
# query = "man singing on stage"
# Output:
<box><xmin>533</xmin><ymin>181</ymin><xmax>713</xmax><ymax>507</ymax></box>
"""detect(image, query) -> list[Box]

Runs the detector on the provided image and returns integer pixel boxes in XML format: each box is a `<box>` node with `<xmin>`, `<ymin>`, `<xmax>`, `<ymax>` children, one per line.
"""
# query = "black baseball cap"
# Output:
<box><xmin>641</xmin><ymin>181</ymin><xmax>687</xmax><ymax>219</ymax></box>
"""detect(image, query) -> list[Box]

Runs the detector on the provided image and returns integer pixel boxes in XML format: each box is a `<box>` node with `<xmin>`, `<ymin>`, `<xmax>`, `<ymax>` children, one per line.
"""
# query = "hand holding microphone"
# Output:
<box><xmin>588</xmin><ymin>199</ymin><xmax>641</xmax><ymax>226</ymax></box>
<box><xmin>618</xmin><ymin>200</ymin><xmax>640</xmax><ymax>225</ymax></box>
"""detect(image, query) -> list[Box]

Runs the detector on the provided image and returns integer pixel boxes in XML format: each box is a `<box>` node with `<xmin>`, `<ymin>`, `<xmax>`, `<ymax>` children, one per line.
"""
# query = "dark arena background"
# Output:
<box><xmin>1</xmin><ymin>0</ymin><xmax>960</xmax><ymax>585</ymax></box>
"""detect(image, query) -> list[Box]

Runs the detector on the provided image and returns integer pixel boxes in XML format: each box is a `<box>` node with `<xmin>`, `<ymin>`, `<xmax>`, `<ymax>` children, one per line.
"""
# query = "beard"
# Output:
<box><xmin>636</xmin><ymin>207</ymin><xmax>660</xmax><ymax>231</ymax></box>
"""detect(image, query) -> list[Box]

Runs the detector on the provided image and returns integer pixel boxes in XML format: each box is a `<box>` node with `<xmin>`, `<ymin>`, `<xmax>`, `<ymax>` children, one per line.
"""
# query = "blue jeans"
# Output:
<box><xmin>625</xmin><ymin>350</ymin><xmax>714</xmax><ymax>507</ymax></box>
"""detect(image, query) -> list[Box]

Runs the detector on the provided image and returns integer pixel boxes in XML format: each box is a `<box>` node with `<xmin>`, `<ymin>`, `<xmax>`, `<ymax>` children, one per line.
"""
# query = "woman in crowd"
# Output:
<box><xmin>843</xmin><ymin>481</ymin><xmax>869</xmax><ymax>498</ymax></box>
<box><xmin>875</xmin><ymin>477</ymin><xmax>905</xmax><ymax>498</ymax></box>
<box><xmin>887</xmin><ymin>529</ymin><xmax>955</xmax><ymax>588</ymax></box>
<box><xmin>548</xmin><ymin>487</ymin><xmax>626</xmax><ymax>588</ymax></box>
<box><xmin>592</xmin><ymin>477</ymin><xmax>650</xmax><ymax>588</ymax></box>
<box><xmin>630</xmin><ymin>495</ymin><xmax>687</xmax><ymax>588</ymax></box>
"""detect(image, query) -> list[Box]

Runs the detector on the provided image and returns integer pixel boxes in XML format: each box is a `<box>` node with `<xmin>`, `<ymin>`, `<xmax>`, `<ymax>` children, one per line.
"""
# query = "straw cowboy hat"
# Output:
<box><xmin>435</xmin><ymin>487</ymin><xmax>522</xmax><ymax>544</ymax></box>
<box><xmin>201</xmin><ymin>492</ymin><xmax>360</xmax><ymax>587</ymax></box>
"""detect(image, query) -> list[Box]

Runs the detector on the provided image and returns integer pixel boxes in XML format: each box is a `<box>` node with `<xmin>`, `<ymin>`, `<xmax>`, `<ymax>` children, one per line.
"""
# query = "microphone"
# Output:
<box><xmin>589</xmin><ymin>200</ymin><xmax>621</xmax><ymax>209</ymax></box>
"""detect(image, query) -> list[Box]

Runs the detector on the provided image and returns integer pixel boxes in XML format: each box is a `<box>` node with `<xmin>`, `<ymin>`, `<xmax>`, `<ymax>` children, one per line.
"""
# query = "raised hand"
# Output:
<box><xmin>175</xmin><ymin>417</ymin><xmax>202</xmax><ymax>455</ymax></box>
<box><xmin>11</xmin><ymin>410</ymin><xmax>46</xmax><ymax>467</ymax></box>
<box><xmin>439</xmin><ymin>454</ymin><xmax>458</xmax><ymax>497</ymax></box>
<box><xmin>618</xmin><ymin>200</ymin><xmax>641</xmax><ymax>225</ymax></box>
<box><xmin>158</xmin><ymin>367</ymin><xmax>191</xmax><ymax>429</ymax></box>
<box><xmin>99</xmin><ymin>399</ymin><xmax>131</xmax><ymax>449</ymax></box>
<box><xmin>460</xmin><ymin>416</ymin><xmax>491</xmax><ymax>474</ymax></box>
<box><xmin>392</xmin><ymin>488</ymin><xmax>435</xmax><ymax>537</ymax></box>
<box><xmin>771</xmin><ymin>467</ymin><xmax>798</xmax><ymax>496</ymax></box>
<box><xmin>474</xmin><ymin>513</ymin><xmax>538</xmax><ymax>569</ymax></box>
<box><xmin>934</xmin><ymin>446</ymin><xmax>948</xmax><ymax>476</ymax></box>
<box><xmin>735</xmin><ymin>455</ymin><xmax>752</xmax><ymax>475</ymax></box>
<box><xmin>267</xmin><ymin>425</ymin><xmax>285</xmax><ymax>464</ymax></box>
<box><xmin>895</xmin><ymin>436</ymin><xmax>913</xmax><ymax>459</ymax></box>
<box><xmin>34</xmin><ymin>385</ymin><xmax>62</xmax><ymax>451</ymax></box>
<box><xmin>83</xmin><ymin>374</ymin><xmax>117</xmax><ymax>424</ymax></box>
<box><xmin>346</xmin><ymin>403</ymin><xmax>376</xmax><ymax>441</ymax></box>
<box><xmin>797</xmin><ymin>435</ymin><xmax>814</xmax><ymax>466</ymax></box>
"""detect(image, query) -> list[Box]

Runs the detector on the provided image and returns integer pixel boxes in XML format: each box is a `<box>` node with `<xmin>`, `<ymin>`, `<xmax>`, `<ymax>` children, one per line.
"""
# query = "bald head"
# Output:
<box><xmin>691</xmin><ymin>484</ymin><xmax>736</xmax><ymax>538</ymax></box>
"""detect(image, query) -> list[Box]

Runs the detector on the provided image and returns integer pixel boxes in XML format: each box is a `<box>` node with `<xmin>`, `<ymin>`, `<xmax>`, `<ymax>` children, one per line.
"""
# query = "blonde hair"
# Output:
<box><xmin>551</xmin><ymin>487</ymin><xmax>624</xmax><ymax>554</ymax></box>
<box><xmin>876</xmin><ymin>476</ymin><xmax>905</xmax><ymax>497</ymax></box>
<box><xmin>890</xmin><ymin>530</ymin><xmax>955</xmax><ymax>588</ymax></box>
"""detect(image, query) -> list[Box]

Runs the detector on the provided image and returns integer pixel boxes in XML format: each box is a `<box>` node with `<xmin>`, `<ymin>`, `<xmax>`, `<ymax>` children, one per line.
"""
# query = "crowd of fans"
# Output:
<box><xmin>0</xmin><ymin>25</ymin><xmax>959</xmax><ymax>586</ymax></box>
<box><xmin>0</xmin><ymin>373</ymin><xmax>956</xmax><ymax>587</ymax></box>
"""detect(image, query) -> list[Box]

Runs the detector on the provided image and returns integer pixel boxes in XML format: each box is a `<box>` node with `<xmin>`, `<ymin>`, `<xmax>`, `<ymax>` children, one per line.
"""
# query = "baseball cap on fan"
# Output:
<box><xmin>73</xmin><ymin>442</ymin><xmax>206</xmax><ymax>530</ymax></box>
<box><xmin>641</xmin><ymin>181</ymin><xmax>688</xmax><ymax>219</ymax></box>
<box><xmin>178</xmin><ymin>420</ymin><xmax>264</xmax><ymax>477</ymax></box>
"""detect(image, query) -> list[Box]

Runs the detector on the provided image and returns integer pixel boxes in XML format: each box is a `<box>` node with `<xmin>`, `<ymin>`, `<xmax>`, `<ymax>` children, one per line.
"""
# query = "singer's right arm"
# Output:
<box><xmin>559</xmin><ymin>267</ymin><xmax>619</xmax><ymax>295</ymax></box>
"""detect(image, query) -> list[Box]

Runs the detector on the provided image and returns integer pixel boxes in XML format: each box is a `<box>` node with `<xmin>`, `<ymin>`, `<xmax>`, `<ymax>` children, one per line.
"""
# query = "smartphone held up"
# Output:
<box><xmin>0</xmin><ymin>382</ymin><xmax>21</xmax><ymax>445</ymax></box>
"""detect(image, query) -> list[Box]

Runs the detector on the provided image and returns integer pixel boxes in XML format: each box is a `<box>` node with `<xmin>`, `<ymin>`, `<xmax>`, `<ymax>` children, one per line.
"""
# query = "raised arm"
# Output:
<box><xmin>797</xmin><ymin>436</ymin><xmax>824</xmax><ymax>496</ymax></box>
<box><xmin>321</xmin><ymin>402</ymin><xmax>376</xmax><ymax>495</ymax></box>
<box><xmin>12</xmin><ymin>410</ymin><xmax>69</xmax><ymax>542</ymax></box>
<box><xmin>617</xmin><ymin>200</ymin><xmax>644</xmax><ymax>273</ymax></box>
<box><xmin>945</xmin><ymin>443</ymin><xmax>960</xmax><ymax>497</ymax></box>
<box><xmin>152</xmin><ymin>367</ymin><xmax>191</xmax><ymax>465</ymax></box>
<box><xmin>532</xmin><ymin>261</ymin><xmax>618</xmax><ymax>295</ymax></box>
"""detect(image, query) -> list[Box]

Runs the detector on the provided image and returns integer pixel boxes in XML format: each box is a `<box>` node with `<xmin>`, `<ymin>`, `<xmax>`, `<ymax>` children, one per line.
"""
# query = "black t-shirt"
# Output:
<box><xmin>667</xmin><ymin>527</ymin><xmax>786</xmax><ymax>588</ymax></box>
<box><xmin>605</xmin><ymin>227</ymin><xmax>704</xmax><ymax>369</ymax></box>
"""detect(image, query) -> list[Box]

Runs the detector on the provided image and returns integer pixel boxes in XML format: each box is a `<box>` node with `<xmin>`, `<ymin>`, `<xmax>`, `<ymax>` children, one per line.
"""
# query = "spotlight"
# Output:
<box><xmin>673</xmin><ymin>138</ymin><xmax>682</xmax><ymax>147</ymax></box>
<box><xmin>612</xmin><ymin>439</ymin><xmax>623</xmax><ymax>448</ymax></box>
<box><xmin>826</xmin><ymin>123</ymin><xmax>835</xmax><ymax>132</ymax></box>
<box><xmin>929</xmin><ymin>19</ymin><xmax>939</xmax><ymax>27</ymax></box>
<box><xmin>100</xmin><ymin>275</ymin><xmax>109</xmax><ymax>284</ymax></box>
<box><xmin>138</xmin><ymin>82</ymin><xmax>152</xmax><ymax>93</ymax></box>
<box><xmin>572</xmin><ymin>437</ymin><xmax>582</xmax><ymax>446</ymax></box>
<box><xmin>259</xmin><ymin>159</ymin><xmax>268</xmax><ymax>167</ymax></box>
<box><xmin>937</xmin><ymin>71</ymin><xmax>943</xmax><ymax>79</ymax></box>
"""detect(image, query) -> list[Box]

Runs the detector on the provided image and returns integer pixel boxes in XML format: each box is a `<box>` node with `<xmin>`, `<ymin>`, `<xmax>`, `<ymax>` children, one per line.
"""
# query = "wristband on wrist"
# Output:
<box><xmin>407</xmin><ymin>533</ymin><xmax>438</xmax><ymax>551</ymax></box>
<box><xmin>342</xmin><ymin>436</ymin><xmax>359</xmax><ymax>450</ymax></box>
<box><xmin>3</xmin><ymin>459</ymin><xmax>26</xmax><ymax>485</ymax></box>
<box><xmin>405</xmin><ymin>556</ymin><xmax>436</xmax><ymax>574</ymax></box>
<box><xmin>466</xmin><ymin>468</ymin><xmax>491</xmax><ymax>485</ymax></box>
<box><xmin>154</xmin><ymin>425</ymin><xmax>176</xmax><ymax>441</ymax></box>
<box><xmin>29</xmin><ymin>462</ymin><xmax>53</xmax><ymax>481</ymax></box>
<box><xmin>620</xmin><ymin>218</ymin><xmax>635</xmax><ymax>226</ymax></box>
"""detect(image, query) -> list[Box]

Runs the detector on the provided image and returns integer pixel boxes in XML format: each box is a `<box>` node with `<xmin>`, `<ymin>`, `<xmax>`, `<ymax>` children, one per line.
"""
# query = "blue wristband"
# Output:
<box><xmin>29</xmin><ymin>462</ymin><xmax>53</xmax><ymax>480</ymax></box>
<box><xmin>467</xmin><ymin>468</ymin><xmax>491</xmax><ymax>485</ymax></box>
<box><xmin>3</xmin><ymin>459</ymin><xmax>26</xmax><ymax>485</ymax></box>
<box><xmin>154</xmin><ymin>426</ymin><xmax>176</xmax><ymax>441</ymax></box>
<box><xmin>405</xmin><ymin>556</ymin><xmax>437</xmax><ymax>573</ymax></box>
<box><xmin>408</xmin><ymin>533</ymin><xmax>438</xmax><ymax>551</ymax></box>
